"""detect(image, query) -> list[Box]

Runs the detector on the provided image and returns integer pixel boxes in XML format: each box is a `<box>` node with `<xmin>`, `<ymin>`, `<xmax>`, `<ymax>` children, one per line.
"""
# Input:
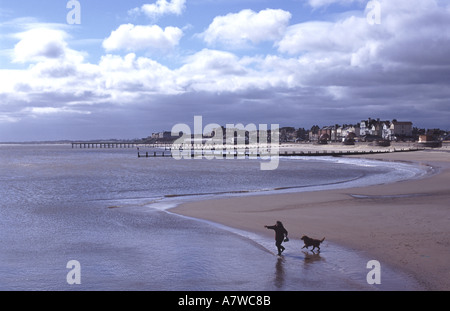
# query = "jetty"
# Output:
<box><xmin>276</xmin><ymin>147</ymin><xmax>424</xmax><ymax>157</ymax></box>
<box><xmin>72</xmin><ymin>141</ymin><xmax>137</xmax><ymax>149</ymax></box>
<box><xmin>71</xmin><ymin>140</ymin><xmax>426</xmax><ymax>157</ymax></box>
<box><xmin>71</xmin><ymin>141</ymin><xmax>171</xmax><ymax>149</ymax></box>
<box><xmin>136</xmin><ymin>146</ymin><xmax>425</xmax><ymax>158</ymax></box>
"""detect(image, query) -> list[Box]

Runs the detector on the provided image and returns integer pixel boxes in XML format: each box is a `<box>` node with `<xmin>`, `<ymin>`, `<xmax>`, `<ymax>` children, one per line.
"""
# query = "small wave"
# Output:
<box><xmin>273</xmin><ymin>175</ymin><xmax>364</xmax><ymax>191</ymax></box>
<box><xmin>162</xmin><ymin>174</ymin><xmax>366</xmax><ymax>200</ymax></box>
<box><xmin>350</xmin><ymin>193</ymin><xmax>430</xmax><ymax>199</ymax></box>
<box><xmin>164</xmin><ymin>189</ymin><xmax>254</xmax><ymax>198</ymax></box>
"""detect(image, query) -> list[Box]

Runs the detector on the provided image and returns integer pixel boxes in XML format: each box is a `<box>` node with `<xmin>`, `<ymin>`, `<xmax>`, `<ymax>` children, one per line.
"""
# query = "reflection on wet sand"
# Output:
<box><xmin>274</xmin><ymin>257</ymin><xmax>285</xmax><ymax>289</ymax></box>
<box><xmin>267</xmin><ymin>238</ymin><xmax>422</xmax><ymax>291</ymax></box>
<box><xmin>302</xmin><ymin>250</ymin><xmax>323</xmax><ymax>265</ymax></box>
<box><xmin>274</xmin><ymin>251</ymin><xmax>324</xmax><ymax>289</ymax></box>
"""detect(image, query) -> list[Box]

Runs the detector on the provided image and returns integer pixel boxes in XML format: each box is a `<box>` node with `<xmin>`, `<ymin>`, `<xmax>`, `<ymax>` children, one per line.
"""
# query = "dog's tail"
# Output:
<box><xmin>321</xmin><ymin>237</ymin><xmax>325</xmax><ymax>243</ymax></box>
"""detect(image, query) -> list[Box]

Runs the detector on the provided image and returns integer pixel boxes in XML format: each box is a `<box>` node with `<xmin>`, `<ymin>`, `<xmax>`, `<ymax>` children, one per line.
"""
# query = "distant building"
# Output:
<box><xmin>340</xmin><ymin>125</ymin><xmax>360</xmax><ymax>142</ymax></box>
<box><xmin>419</xmin><ymin>134</ymin><xmax>433</xmax><ymax>142</ymax></box>
<box><xmin>280</xmin><ymin>127</ymin><xmax>297</xmax><ymax>142</ymax></box>
<box><xmin>360</xmin><ymin>118</ymin><xmax>388</xmax><ymax>140</ymax></box>
<box><xmin>319</xmin><ymin>126</ymin><xmax>335</xmax><ymax>142</ymax></box>
<box><xmin>386</xmin><ymin>120</ymin><xmax>413</xmax><ymax>141</ymax></box>
<box><xmin>418</xmin><ymin>130</ymin><xmax>443</xmax><ymax>147</ymax></box>
<box><xmin>309</xmin><ymin>124</ymin><xmax>359</xmax><ymax>142</ymax></box>
<box><xmin>361</xmin><ymin>118</ymin><xmax>412</xmax><ymax>141</ymax></box>
<box><xmin>151</xmin><ymin>131</ymin><xmax>173</xmax><ymax>139</ymax></box>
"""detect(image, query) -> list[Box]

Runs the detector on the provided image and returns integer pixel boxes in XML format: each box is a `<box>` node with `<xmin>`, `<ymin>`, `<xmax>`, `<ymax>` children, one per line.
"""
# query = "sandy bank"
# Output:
<box><xmin>171</xmin><ymin>149</ymin><xmax>450</xmax><ymax>290</ymax></box>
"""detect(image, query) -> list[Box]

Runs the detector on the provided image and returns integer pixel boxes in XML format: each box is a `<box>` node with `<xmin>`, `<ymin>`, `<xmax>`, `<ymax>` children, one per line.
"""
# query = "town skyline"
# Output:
<box><xmin>147</xmin><ymin>116</ymin><xmax>449</xmax><ymax>144</ymax></box>
<box><xmin>2</xmin><ymin>116</ymin><xmax>448</xmax><ymax>144</ymax></box>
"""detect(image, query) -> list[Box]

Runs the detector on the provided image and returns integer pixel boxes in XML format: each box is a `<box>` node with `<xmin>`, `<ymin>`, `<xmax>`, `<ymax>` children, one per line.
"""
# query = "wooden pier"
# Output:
<box><xmin>138</xmin><ymin>151</ymin><xmax>171</xmax><ymax>158</ymax></box>
<box><xmin>71</xmin><ymin>141</ymin><xmax>424</xmax><ymax>157</ymax></box>
<box><xmin>71</xmin><ymin>142</ymin><xmax>174</xmax><ymax>149</ymax></box>
<box><xmin>72</xmin><ymin>142</ymin><xmax>138</xmax><ymax>149</ymax></box>
<box><xmin>276</xmin><ymin>147</ymin><xmax>424</xmax><ymax>157</ymax></box>
<box><xmin>137</xmin><ymin>147</ymin><xmax>424</xmax><ymax>158</ymax></box>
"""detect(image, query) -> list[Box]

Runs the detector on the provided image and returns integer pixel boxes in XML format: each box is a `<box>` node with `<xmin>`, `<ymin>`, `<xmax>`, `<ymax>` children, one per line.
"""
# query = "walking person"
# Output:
<box><xmin>265</xmin><ymin>221</ymin><xmax>288</xmax><ymax>256</ymax></box>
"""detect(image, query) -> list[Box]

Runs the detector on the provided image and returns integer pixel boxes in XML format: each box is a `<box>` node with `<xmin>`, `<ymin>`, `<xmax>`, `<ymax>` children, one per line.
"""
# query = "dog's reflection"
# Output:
<box><xmin>302</xmin><ymin>250</ymin><xmax>323</xmax><ymax>265</ymax></box>
<box><xmin>273</xmin><ymin>249</ymin><xmax>324</xmax><ymax>288</ymax></box>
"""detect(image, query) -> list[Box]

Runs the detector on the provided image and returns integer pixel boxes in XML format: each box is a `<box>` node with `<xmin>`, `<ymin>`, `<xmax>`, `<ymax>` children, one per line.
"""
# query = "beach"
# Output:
<box><xmin>171</xmin><ymin>147</ymin><xmax>450</xmax><ymax>290</ymax></box>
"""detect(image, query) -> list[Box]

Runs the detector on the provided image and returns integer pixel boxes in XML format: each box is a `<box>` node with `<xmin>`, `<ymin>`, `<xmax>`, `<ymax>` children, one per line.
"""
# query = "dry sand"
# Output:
<box><xmin>171</xmin><ymin>148</ymin><xmax>450</xmax><ymax>290</ymax></box>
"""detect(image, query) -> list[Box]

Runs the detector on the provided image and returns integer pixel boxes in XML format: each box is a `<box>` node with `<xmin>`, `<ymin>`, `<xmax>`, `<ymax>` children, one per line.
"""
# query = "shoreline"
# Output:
<box><xmin>170</xmin><ymin>149</ymin><xmax>450</xmax><ymax>290</ymax></box>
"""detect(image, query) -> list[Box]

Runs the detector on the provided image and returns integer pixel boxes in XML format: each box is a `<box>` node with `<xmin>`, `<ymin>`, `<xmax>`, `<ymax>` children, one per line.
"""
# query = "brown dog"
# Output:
<box><xmin>301</xmin><ymin>235</ymin><xmax>325</xmax><ymax>251</ymax></box>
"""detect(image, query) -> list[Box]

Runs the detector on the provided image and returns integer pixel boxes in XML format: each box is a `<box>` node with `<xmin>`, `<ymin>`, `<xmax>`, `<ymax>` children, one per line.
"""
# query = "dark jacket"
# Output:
<box><xmin>266</xmin><ymin>225</ymin><xmax>288</xmax><ymax>242</ymax></box>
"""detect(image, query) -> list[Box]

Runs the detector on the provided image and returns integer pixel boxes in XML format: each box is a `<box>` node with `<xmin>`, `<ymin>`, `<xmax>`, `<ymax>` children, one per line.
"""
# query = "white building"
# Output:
<box><xmin>360</xmin><ymin>118</ymin><xmax>387</xmax><ymax>139</ymax></box>
<box><xmin>383</xmin><ymin>121</ymin><xmax>413</xmax><ymax>141</ymax></box>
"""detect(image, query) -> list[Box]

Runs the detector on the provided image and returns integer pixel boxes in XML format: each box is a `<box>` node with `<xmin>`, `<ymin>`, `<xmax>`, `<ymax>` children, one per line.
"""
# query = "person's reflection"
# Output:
<box><xmin>274</xmin><ymin>257</ymin><xmax>285</xmax><ymax>289</ymax></box>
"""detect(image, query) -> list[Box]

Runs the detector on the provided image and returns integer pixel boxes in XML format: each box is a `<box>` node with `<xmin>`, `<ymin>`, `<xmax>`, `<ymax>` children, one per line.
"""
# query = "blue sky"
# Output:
<box><xmin>1</xmin><ymin>0</ymin><xmax>449</xmax><ymax>141</ymax></box>
<box><xmin>2</xmin><ymin>0</ymin><xmax>352</xmax><ymax>68</ymax></box>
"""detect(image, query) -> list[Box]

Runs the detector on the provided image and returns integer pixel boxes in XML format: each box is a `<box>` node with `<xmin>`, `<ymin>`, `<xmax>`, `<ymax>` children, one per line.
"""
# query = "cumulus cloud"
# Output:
<box><xmin>277</xmin><ymin>16</ymin><xmax>375</xmax><ymax>55</ymax></box>
<box><xmin>102</xmin><ymin>24</ymin><xmax>183</xmax><ymax>52</ymax></box>
<box><xmin>13</xmin><ymin>28</ymin><xmax>84</xmax><ymax>63</ymax></box>
<box><xmin>307</xmin><ymin>0</ymin><xmax>364</xmax><ymax>9</ymax></box>
<box><xmin>278</xmin><ymin>0</ymin><xmax>450</xmax><ymax>75</ymax></box>
<box><xmin>201</xmin><ymin>9</ymin><xmax>291</xmax><ymax>48</ymax></box>
<box><xmin>175</xmin><ymin>49</ymin><xmax>249</xmax><ymax>92</ymax></box>
<box><xmin>130</xmin><ymin>0</ymin><xmax>186</xmax><ymax>19</ymax></box>
<box><xmin>23</xmin><ymin>107</ymin><xmax>91</xmax><ymax>116</ymax></box>
<box><xmin>179</xmin><ymin>49</ymin><xmax>245</xmax><ymax>76</ymax></box>
<box><xmin>98</xmin><ymin>53</ymin><xmax>179</xmax><ymax>95</ymax></box>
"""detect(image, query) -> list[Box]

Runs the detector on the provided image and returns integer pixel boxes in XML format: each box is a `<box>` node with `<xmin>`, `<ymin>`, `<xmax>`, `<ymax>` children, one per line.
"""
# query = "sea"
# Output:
<box><xmin>0</xmin><ymin>144</ymin><xmax>431</xmax><ymax>291</ymax></box>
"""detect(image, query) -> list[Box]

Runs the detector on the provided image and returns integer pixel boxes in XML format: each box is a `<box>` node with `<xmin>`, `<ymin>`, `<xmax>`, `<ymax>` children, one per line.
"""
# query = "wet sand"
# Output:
<box><xmin>171</xmin><ymin>149</ymin><xmax>450</xmax><ymax>290</ymax></box>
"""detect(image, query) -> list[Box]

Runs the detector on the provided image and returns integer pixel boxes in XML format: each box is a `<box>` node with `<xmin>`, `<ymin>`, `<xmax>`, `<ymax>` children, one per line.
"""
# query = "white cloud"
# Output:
<box><xmin>102</xmin><ymin>24</ymin><xmax>183</xmax><ymax>52</ymax></box>
<box><xmin>174</xmin><ymin>49</ymin><xmax>307</xmax><ymax>93</ymax></box>
<box><xmin>201</xmin><ymin>9</ymin><xmax>291</xmax><ymax>48</ymax></box>
<box><xmin>179</xmin><ymin>49</ymin><xmax>245</xmax><ymax>75</ymax></box>
<box><xmin>12</xmin><ymin>28</ymin><xmax>78</xmax><ymax>63</ymax></box>
<box><xmin>130</xmin><ymin>0</ymin><xmax>186</xmax><ymax>19</ymax></box>
<box><xmin>24</xmin><ymin>107</ymin><xmax>91</xmax><ymax>116</ymax></box>
<box><xmin>98</xmin><ymin>53</ymin><xmax>179</xmax><ymax>95</ymax></box>
<box><xmin>276</xmin><ymin>0</ymin><xmax>450</xmax><ymax>94</ymax></box>
<box><xmin>175</xmin><ymin>49</ymin><xmax>248</xmax><ymax>92</ymax></box>
<box><xmin>0</xmin><ymin>115</ymin><xmax>20</xmax><ymax>123</ymax></box>
<box><xmin>307</xmin><ymin>0</ymin><xmax>364</xmax><ymax>9</ymax></box>
<box><xmin>277</xmin><ymin>16</ymin><xmax>378</xmax><ymax>55</ymax></box>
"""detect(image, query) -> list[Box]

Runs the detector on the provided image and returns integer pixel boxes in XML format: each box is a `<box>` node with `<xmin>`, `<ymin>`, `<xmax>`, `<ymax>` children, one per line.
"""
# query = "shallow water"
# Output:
<box><xmin>0</xmin><ymin>144</ymin><xmax>427</xmax><ymax>290</ymax></box>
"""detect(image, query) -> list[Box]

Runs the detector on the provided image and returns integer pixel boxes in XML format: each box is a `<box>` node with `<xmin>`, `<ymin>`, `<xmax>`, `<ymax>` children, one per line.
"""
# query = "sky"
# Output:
<box><xmin>0</xmin><ymin>0</ymin><xmax>449</xmax><ymax>141</ymax></box>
